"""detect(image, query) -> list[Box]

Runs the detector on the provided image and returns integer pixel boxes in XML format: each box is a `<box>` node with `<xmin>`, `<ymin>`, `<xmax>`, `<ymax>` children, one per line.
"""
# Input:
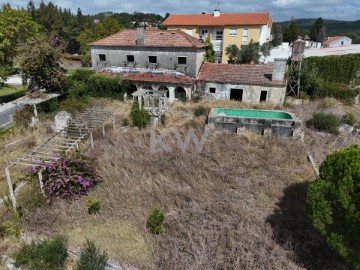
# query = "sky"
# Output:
<box><xmin>3</xmin><ymin>0</ymin><xmax>360</xmax><ymax>22</ymax></box>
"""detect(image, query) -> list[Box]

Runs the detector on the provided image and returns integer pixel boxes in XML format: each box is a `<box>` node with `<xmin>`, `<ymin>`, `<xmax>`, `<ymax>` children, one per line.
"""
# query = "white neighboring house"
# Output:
<box><xmin>322</xmin><ymin>36</ymin><xmax>352</xmax><ymax>48</ymax></box>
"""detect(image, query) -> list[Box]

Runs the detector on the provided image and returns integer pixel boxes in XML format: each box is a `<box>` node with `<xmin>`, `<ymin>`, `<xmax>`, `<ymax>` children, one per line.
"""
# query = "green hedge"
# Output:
<box><xmin>85</xmin><ymin>74</ymin><xmax>129</xmax><ymax>99</ymax></box>
<box><xmin>0</xmin><ymin>90</ymin><xmax>26</xmax><ymax>104</ymax></box>
<box><xmin>303</xmin><ymin>54</ymin><xmax>360</xmax><ymax>84</ymax></box>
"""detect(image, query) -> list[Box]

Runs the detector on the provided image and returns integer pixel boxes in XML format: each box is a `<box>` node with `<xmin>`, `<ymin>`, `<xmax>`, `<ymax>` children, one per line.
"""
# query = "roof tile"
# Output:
<box><xmin>163</xmin><ymin>13</ymin><xmax>270</xmax><ymax>26</ymax></box>
<box><xmin>198</xmin><ymin>63</ymin><xmax>285</xmax><ymax>86</ymax></box>
<box><xmin>89</xmin><ymin>29</ymin><xmax>206</xmax><ymax>48</ymax></box>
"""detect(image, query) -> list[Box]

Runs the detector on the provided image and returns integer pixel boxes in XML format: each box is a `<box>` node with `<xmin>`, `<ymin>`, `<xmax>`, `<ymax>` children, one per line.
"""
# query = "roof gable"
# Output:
<box><xmin>89</xmin><ymin>29</ymin><xmax>206</xmax><ymax>48</ymax></box>
<box><xmin>163</xmin><ymin>13</ymin><xmax>270</xmax><ymax>26</ymax></box>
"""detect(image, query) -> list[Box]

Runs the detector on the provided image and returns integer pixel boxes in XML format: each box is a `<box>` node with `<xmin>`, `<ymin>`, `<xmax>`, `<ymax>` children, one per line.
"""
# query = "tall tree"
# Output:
<box><xmin>310</xmin><ymin>17</ymin><xmax>326</xmax><ymax>42</ymax></box>
<box><xmin>283</xmin><ymin>19</ymin><xmax>299</xmax><ymax>42</ymax></box>
<box><xmin>95</xmin><ymin>16</ymin><xmax>120</xmax><ymax>39</ymax></box>
<box><xmin>0</xmin><ymin>4</ymin><xmax>41</xmax><ymax>64</ymax></box>
<box><xmin>272</xmin><ymin>24</ymin><xmax>283</xmax><ymax>46</ymax></box>
<box><xmin>203</xmin><ymin>36</ymin><xmax>215</xmax><ymax>63</ymax></box>
<box><xmin>17</xmin><ymin>36</ymin><xmax>66</xmax><ymax>92</ymax></box>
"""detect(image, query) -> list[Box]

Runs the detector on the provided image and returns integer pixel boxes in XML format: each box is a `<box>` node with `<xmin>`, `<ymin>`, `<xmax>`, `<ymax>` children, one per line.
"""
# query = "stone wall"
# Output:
<box><xmin>90</xmin><ymin>46</ymin><xmax>205</xmax><ymax>77</ymax></box>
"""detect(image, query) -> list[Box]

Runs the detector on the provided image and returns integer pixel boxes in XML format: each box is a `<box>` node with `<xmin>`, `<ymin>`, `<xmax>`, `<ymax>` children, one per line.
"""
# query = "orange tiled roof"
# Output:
<box><xmin>322</xmin><ymin>36</ymin><xmax>345</xmax><ymax>45</ymax></box>
<box><xmin>163</xmin><ymin>13</ymin><xmax>270</xmax><ymax>26</ymax></box>
<box><xmin>89</xmin><ymin>29</ymin><xmax>206</xmax><ymax>48</ymax></box>
<box><xmin>198</xmin><ymin>63</ymin><xmax>285</xmax><ymax>86</ymax></box>
<box><xmin>98</xmin><ymin>71</ymin><xmax>196</xmax><ymax>85</ymax></box>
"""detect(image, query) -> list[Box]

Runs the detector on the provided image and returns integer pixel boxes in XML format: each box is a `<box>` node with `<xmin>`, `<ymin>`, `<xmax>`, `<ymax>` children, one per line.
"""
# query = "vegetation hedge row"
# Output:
<box><xmin>86</xmin><ymin>74</ymin><xmax>128</xmax><ymax>99</ymax></box>
<box><xmin>302</xmin><ymin>54</ymin><xmax>360</xmax><ymax>85</ymax></box>
<box><xmin>0</xmin><ymin>90</ymin><xmax>26</xmax><ymax>103</ymax></box>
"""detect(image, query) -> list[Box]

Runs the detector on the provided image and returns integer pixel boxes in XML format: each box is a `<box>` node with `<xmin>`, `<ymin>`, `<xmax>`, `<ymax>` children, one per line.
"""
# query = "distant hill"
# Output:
<box><xmin>275</xmin><ymin>19</ymin><xmax>360</xmax><ymax>42</ymax></box>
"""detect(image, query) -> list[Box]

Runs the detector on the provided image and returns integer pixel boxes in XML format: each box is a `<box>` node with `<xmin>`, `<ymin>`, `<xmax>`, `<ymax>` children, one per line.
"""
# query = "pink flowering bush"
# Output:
<box><xmin>41</xmin><ymin>153</ymin><xmax>102</xmax><ymax>203</ymax></box>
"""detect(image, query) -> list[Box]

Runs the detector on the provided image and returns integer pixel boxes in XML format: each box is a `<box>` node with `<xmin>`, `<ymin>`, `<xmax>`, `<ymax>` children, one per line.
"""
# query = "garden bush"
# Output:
<box><xmin>312</xmin><ymin>112</ymin><xmax>340</xmax><ymax>134</ymax></box>
<box><xmin>14</xmin><ymin>235</ymin><xmax>68</xmax><ymax>270</ymax></box>
<box><xmin>147</xmin><ymin>207</ymin><xmax>165</xmax><ymax>234</ymax></box>
<box><xmin>86</xmin><ymin>74</ymin><xmax>128</xmax><ymax>99</ymax></box>
<box><xmin>37</xmin><ymin>97</ymin><xmax>59</xmax><ymax>113</ymax></box>
<box><xmin>0</xmin><ymin>89</ymin><xmax>26</xmax><ymax>104</ymax></box>
<box><xmin>86</xmin><ymin>198</ymin><xmax>101</xmax><ymax>214</ymax></box>
<box><xmin>130</xmin><ymin>98</ymin><xmax>150</xmax><ymax>129</ymax></box>
<box><xmin>341</xmin><ymin>112</ymin><xmax>357</xmax><ymax>126</ymax></box>
<box><xmin>40</xmin><ymin>152</ymin><xmax>102</xmax><ymax>203</ymax></box>
<box><xmin>71</xmin><ymin>69</ymin><xmax>96</xmax><ymax>81</ymax></box>
<box><xmin>194</xmin><ymin>106</ymin><xmax>209</xmax><ymax>117</ymax></box>
<box><xmin>306</xmin><ymin>145</ymin><xmax>360</xmax><ymax>269</ymax></box>
<box><xmin>75</xmin><ymin>239</ymin><xmax>108</xmax><ymax>270</ymax></box>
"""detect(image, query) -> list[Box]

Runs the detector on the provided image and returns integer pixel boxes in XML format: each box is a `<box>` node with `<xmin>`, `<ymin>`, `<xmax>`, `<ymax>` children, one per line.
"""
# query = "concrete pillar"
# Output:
<box><xmin>168</xmin><ymin>87</ymin><xmax>175</xmax><ymax>103</ymax></box>
<box><xmin>5</xmin><ymin>167</ymin><xmax>16</xmax><ymax>209</ymax></box>
<box><xmin>272</xmin><ymin>58</ymin><xmax>287</xmax><ymax>82</ymax></box>
<box><xmin>38</xmin><ymin>171</ymin><xmax>45</xmax><ymax>195</ymax></box>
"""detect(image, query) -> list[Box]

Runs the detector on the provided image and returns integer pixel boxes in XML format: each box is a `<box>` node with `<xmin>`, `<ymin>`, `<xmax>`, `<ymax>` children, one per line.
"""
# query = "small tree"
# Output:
<box><xmin>306</xmin><ymin>145</ymin><xmax>360</xmax><ymax>269</ymax></box>
<box><xmin>225</xmin><ymin>44</ymin><xmax>240</xmax><ymax>63</ymax></box>
<box><xmin>76</xmin><ymin>240</ymin><xmax>108</xmax><ymax>270</ymax></box>
<box><xmin>130</xmin><ymin>98</ymin><xmax>150</xmax><ymax>129</ymax></box>
<box><xmin>147</xmin><ymin>207</ymin><xmax>165</xmax><ymax>234</ymax></box>
<box><xmin>17</xmin><ymin>37</ymin><xmax>65</xmax><ymax>92</ymax></box>
<box><xmin>203</xmin><ymin>36</ymin><xmax>215</xmax><ymax>63</ymax></box>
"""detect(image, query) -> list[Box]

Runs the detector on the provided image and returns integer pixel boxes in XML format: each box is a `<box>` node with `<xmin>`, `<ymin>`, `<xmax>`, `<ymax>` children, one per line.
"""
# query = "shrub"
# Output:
<box><xmin>40</xmin><ymin>152</ymin><xmax>102</xmax><ymax>203</ymax></box>
<box><xmin>13</xmin><ymin>104</ymin><xmax>33</xmax><ymax>127</ymax></box>
<box><xmin>75</xmin><ymin>239</ymin><xmax>108</xmax><ymax>270</ymax></box>
<box><xmin>37</xmin><ymin>97</ymin><xmax>59</xmax><ymax>113</ymax></box>
<box><xmin>86</xmin><ymin>74</ymin><xmax>128</xmax><ymax>99</ymax></box>
<box><xmin>130</xmin><ymin>98</ymin><xmax>150</xmax><ymax>129</ymax></box>
<box><xmin>86</xmin><ymin>198</ymin><xmax>100</xmax><ymax>214</ymax></box>
<box><xmin>147</xmin><ymin>207</ymin><xmax>165</xmax><ymax>234</ymax></box>
<box><xmin>312</xmin><ymin>112</ymin><xmax>339</xmax><ymax>134</ymax></box>
<box><xmin>306</xmin><ymin>145</ymin><xmax>360</xmax><ymax>269</ymax></box>
<box><xmin>0</xmin><ymin>89</ymin><xmax>26</xmax><ymax>103</ymax></box>
<box><xmin>194</xmin><ymin>106</ymin><xmax>209</xmax><ymax>117</ymax></box>
<box><xmin>341</xmin><ymin>112</ymin><xmax>357</xmax><ymax>126</ymax></box>
<box><xmin>59</xmin><ymin>98</ymin><xmax>88</xmax><ymax>116</ymax></box>
<box><xmin>14</xmin><ymin>235</ymin><xmax>68</xmax><ymax>270</ymax></box>
<box><xmin>0</xmin><ymin>221</ymin><xmax>21</xmax><ymax>237</ymax></box>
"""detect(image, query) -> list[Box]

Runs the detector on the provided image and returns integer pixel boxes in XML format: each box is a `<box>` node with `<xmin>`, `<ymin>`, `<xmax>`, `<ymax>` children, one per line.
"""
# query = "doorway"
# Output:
<box><xmin>230</xmin><ymin>89</ymin><xmax>243</xmax><ymax>101</ymax></box>
<box><xmin>260</xmin><ymin>91</ymin><xmax>267</xmax><ymax>102</ymax></box>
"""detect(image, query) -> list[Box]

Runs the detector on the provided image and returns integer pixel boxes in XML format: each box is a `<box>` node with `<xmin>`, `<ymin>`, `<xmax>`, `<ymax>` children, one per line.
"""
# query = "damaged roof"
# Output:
<box><xmin>198</xmin><ymin>63</ymin><xmax>285</xmax><ymax>86</ymax></box>
<box><xmin>89</xmin><ymin>29</ymin><xmax>206</xmax><ymax>48</ymax></box>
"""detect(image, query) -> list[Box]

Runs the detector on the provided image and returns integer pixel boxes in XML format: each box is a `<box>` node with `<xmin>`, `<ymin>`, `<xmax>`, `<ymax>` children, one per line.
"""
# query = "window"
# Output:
<box><xmin>242</xmin><ymin>28</ymin><xmax>249</xmax><ymax>42</ymax></box>
<box><xmin>216</xmin><ymin>30</ymin><xmax>223</xmax><ymax>40</ymax></box>
<box><xmin>230</xmin><ymin>89</ymin><xmax>243</xmax><ymax>101</ymax></box>
<box><xmin>127</xmin><ymin>55</ymin><xmax>134</xmax><ymax>62</ymax></box>
<box><xmin>229</xmin><ymin>29</ymin><xmax>237</xmax><ymax>36</ymax></box>
<box><xmin>98</xmin><ymin>54</ymin><xmax>106</xmax><ymax>61</ymax></box>
<box><xmin>260</xmin><ymin>91</ymin><xmax>267</xmax><ymax>102</ymax></box>
<box><xmin>178</xmin><ymin>57</ymin><xmax>187</xmax><ymax>65</ymax></box>
<box><xmin>209</xmin><ymin>87</ymin><xmax>216</xmax><ymax>93</ymax></box>
<box><xmin>148</xmin><ymin>56</ymin><xmax>157</xmax><ymax>63</ymax></box>
<box><xmin>186</xmin><ymin>28</ymin><xmax>193</xmax><ymax>35</ymax></box>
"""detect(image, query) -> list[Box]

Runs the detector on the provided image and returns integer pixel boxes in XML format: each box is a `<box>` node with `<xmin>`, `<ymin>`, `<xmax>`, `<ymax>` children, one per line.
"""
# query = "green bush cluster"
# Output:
<box><xmin>0</xmin><ymin>89</ymin><xmax>26</xmax><ymax>103</ymax></box>
<box><xmin>14</xmin><ymin>235</ymin><xmax>68</xmax><ymax>270</ymax></box>
<box><xmin>312</xmin><ymin>112</ymin><xmax>340</xmax><ymax>134</ymax></box>
<box><xmin>306</xmin><ymin>145</ymin><xmax>360</xmax><ymax>269</ymax></box>
<box><xmin>147</xmin><ymin>207</ymin><xmax>165</xmax><ymax>234</ymax></box>
<box><xmin>130</xmin><ymin>98</ymin><xmax>150</xmax><ymax>129</ymax></box>
<box><xmin>75</xmin><ymin>239</ymin><xmax>108</xmax><ymax>270</ymax></box>
<box><xmin>86</xmin><ymin>74</ymin><xmax>128</xmax><ymax>99</ymax></box>
<box><xmin>194</xmin><ymin>105</ymin><xmax>209</xmax><ymax>117</ymax></box>
<box><xmin>86</xmin><ymin>198</ymin><xmax>101</xmax><ymax>215</ymax></box>
<box><xmin>299</xmin><ymin>55</ymin><xmax>360</xmax><ymax>104</ymax></box>
<box><xmin>37</xmin><ymin>97</ymin><xmax>59</xmax><ymax>113</ymax></box>
<box><xmin>341</xmin><ymin>112</ymin><xmax>357</xmax><ymax>126</ymax></box>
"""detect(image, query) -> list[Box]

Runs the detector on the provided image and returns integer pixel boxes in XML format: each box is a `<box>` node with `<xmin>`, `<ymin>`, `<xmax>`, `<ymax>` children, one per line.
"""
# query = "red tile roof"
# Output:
<box><xmin>198</xmin><ymin>63</ymin><xmax>285</xmax><ymax>86</ymax></box>
<box><xmin>89</xmin><ymin>29</ymin><xmax>206</xmax><ymax>48</ymax></box>
<box><xmin>163</xmin><ymin>13</ymin><xmax>270</xmax><ymax>26</ymax></box>
<box><xmin>322</xmin><ymin>36</ymin><xmax>346</xmax><ymax>45</ymax></box>
<box><xmin>98</xmin><ymin>71</ymin><xmax>196</xmax><ymax>85</ymax></box>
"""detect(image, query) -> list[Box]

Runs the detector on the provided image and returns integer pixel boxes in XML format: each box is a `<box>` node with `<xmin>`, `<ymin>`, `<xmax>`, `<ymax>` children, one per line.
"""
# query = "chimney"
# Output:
<box><xmin>272</xmin><ymin>58</ymin><xmax>287</xmax><ymax>82</ymax></box>
<box><xmin>136</xmin><ymin>27</ymin><xmax>144</xmax><ymax>46</ymax></box>
<box><xmin>213</xmin><ymin>9</ymin><xmax>221</xmax><ymax>17</ymax></box>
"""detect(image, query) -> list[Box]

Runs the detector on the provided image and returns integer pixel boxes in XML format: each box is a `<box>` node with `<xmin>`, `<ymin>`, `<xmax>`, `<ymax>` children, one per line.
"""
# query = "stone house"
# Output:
<box><xmin>197</xmin><ymin>59</ymin><xmax>287</xmax><ymax>105</ymax></box>
<box><xmin>163</xmin><ymin>10</ymin><xmax>272</xmax><ymax>63</ymax></box>
<box><xmin>89</xmin><ymin>28</ymin><xmax>206</xmax><ymax>102</ymax></box>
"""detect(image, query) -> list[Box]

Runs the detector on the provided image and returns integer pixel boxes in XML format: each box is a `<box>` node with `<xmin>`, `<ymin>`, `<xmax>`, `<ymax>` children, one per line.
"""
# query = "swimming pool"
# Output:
<box><xmin>215</xmin><ymin>108</ymin><xmax>293</xmax><ymax>120</ymax></box>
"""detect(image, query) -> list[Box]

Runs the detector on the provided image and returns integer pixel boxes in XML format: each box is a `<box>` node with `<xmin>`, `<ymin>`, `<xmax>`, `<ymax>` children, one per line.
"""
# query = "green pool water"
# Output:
<box><xmin>215</xmin><ymin>108</ymin><xmax>293</xmax><ymax>120</ymax></box>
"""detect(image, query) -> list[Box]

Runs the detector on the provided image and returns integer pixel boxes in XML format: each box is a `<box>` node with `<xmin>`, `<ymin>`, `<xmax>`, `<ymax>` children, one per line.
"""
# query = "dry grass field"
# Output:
<box><xmin>1</xmin><ymin>98</ymin><xmax>359</xmax><ymax>269</ymax></box>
